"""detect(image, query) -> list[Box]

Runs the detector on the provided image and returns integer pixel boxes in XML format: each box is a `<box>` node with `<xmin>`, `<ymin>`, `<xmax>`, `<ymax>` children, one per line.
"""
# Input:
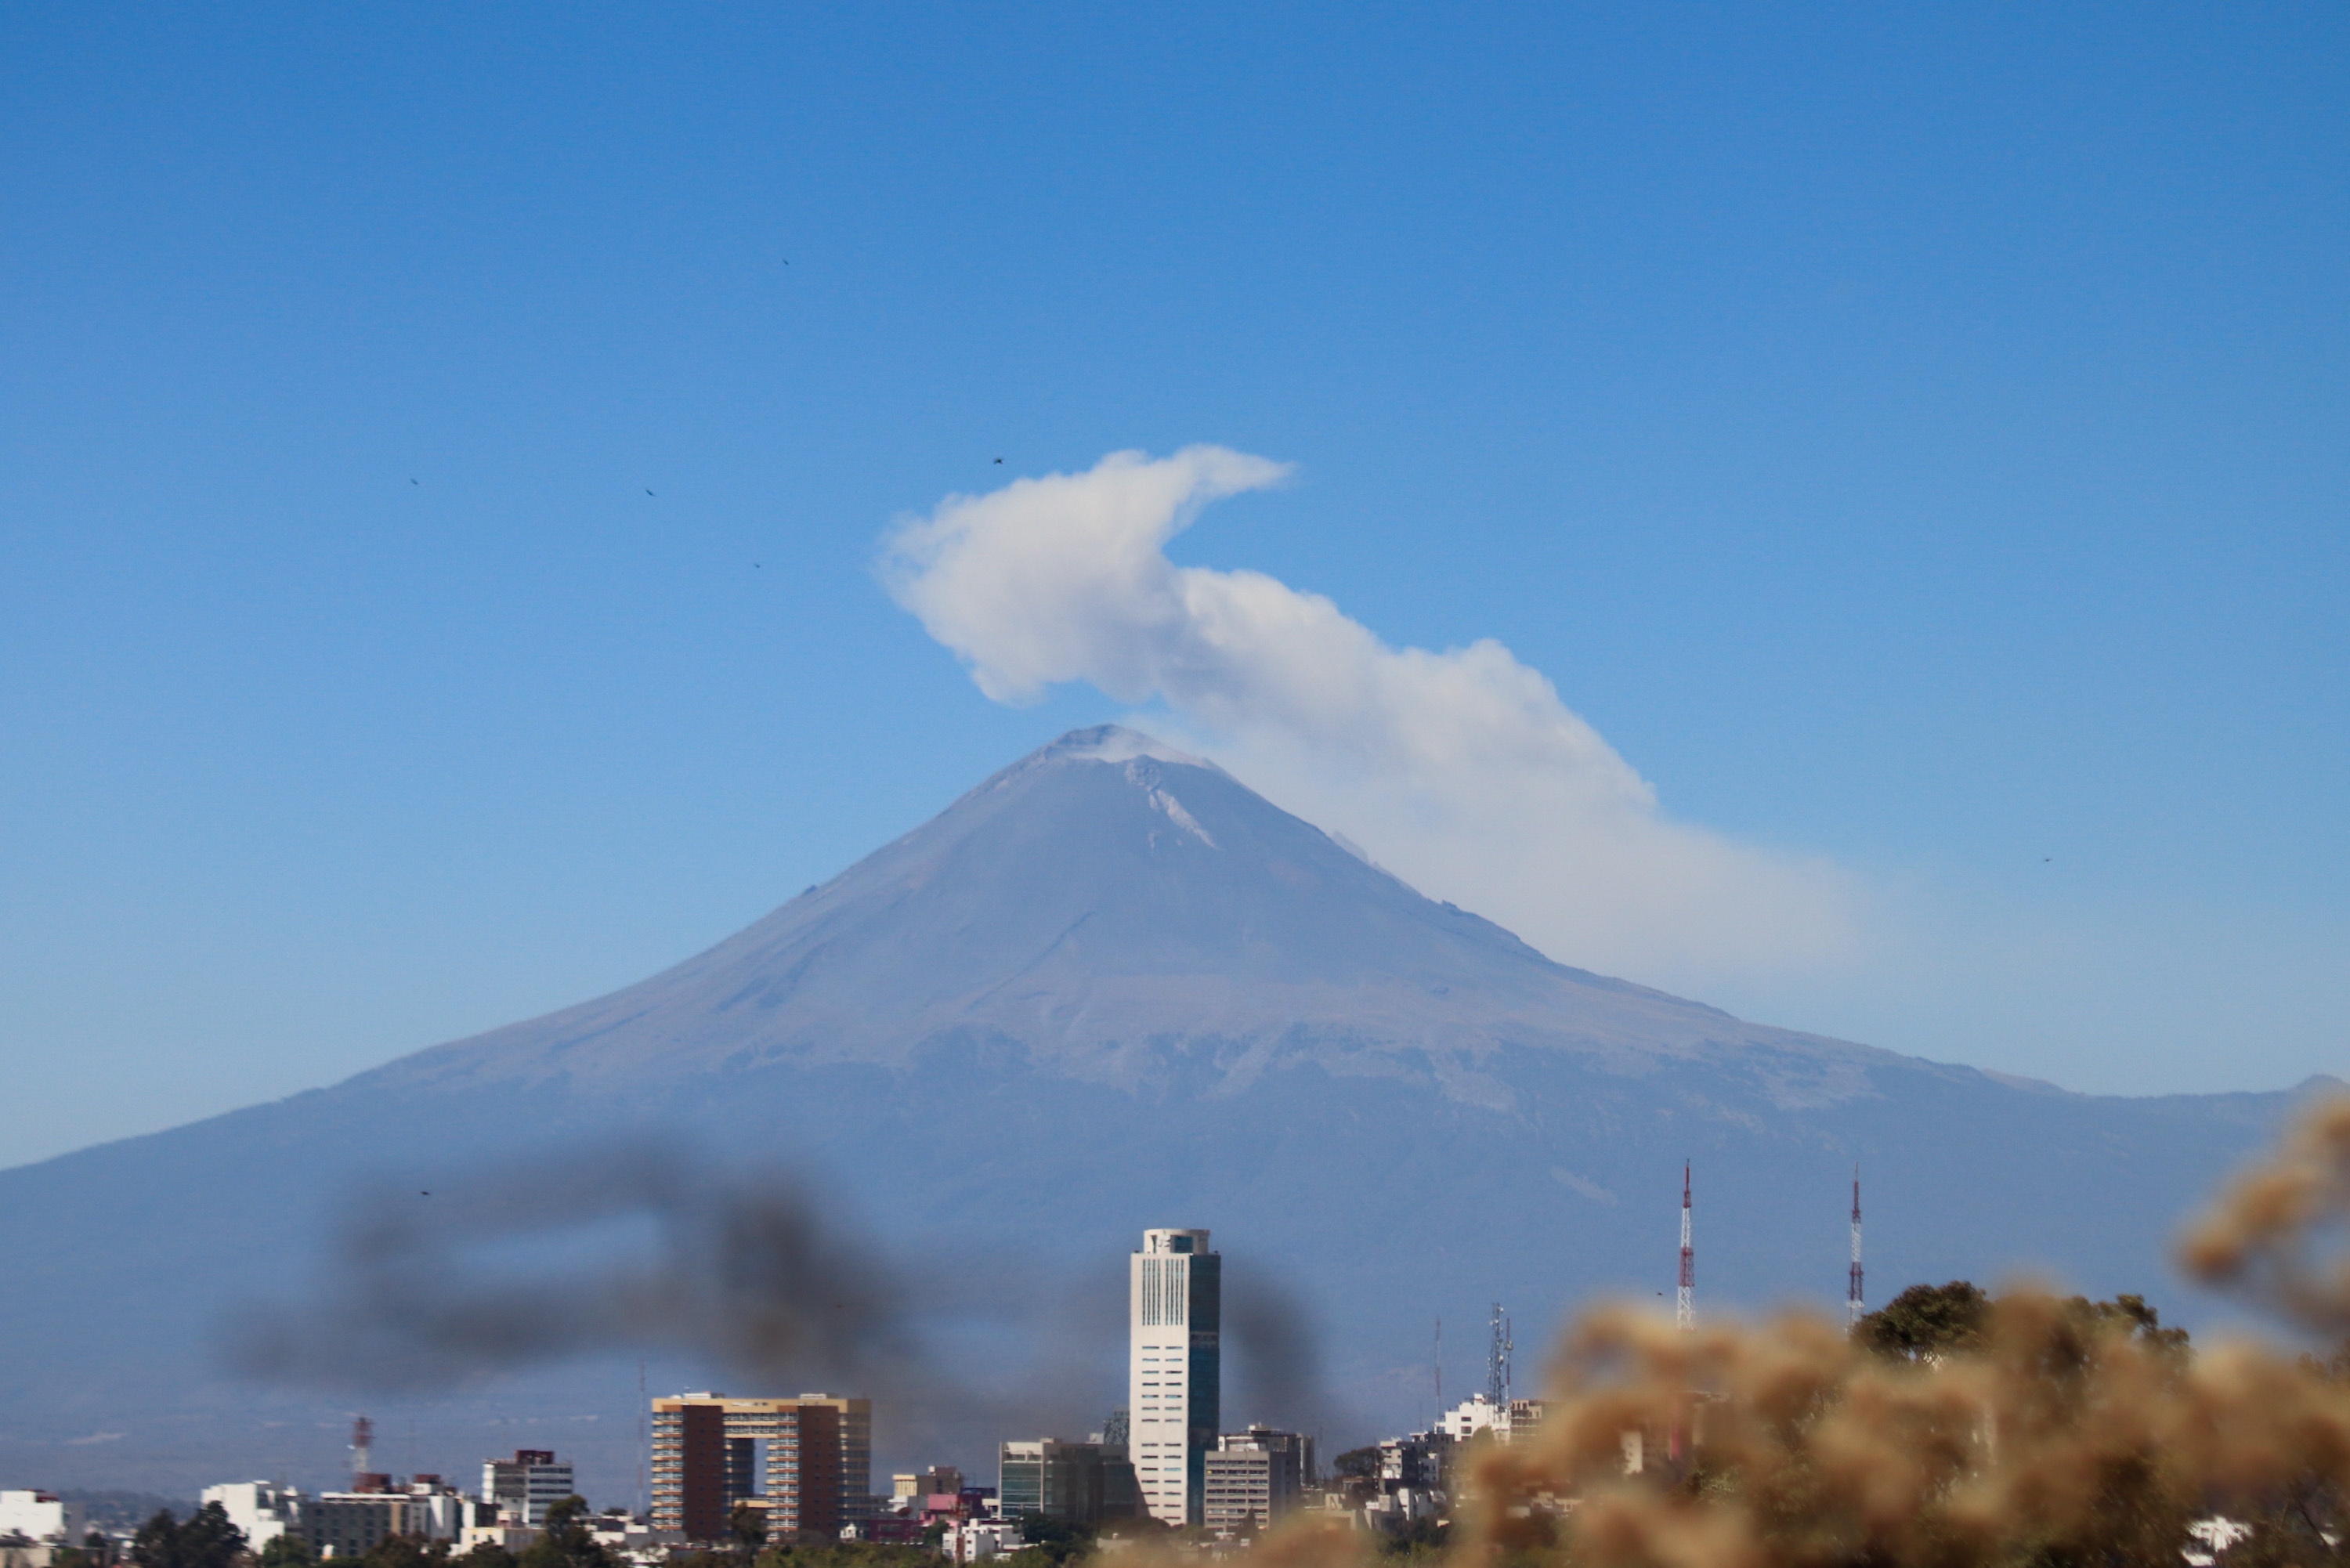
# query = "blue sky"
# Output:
<box><xmin>2</xmin><ymin>2</ymin><xmax>2345</xmax><ymax>1170</ymax></box>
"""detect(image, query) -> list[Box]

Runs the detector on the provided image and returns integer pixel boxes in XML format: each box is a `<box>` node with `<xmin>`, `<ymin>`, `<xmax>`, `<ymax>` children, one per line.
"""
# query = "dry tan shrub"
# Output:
<box><xmin>1165</xmin><ymin>1097</ymin><xmax>2350</xmax><ymax>1568</ymax></box>
<box><xmin>1440</xmin><ymin>1286</ymin><xmax>2349</xmax><ymax>1568</ymax></box>
<box><xmin>2182</xmin><ymin>1096</ymin><xmax>2350</xmax><ymax>1333</ymax></box>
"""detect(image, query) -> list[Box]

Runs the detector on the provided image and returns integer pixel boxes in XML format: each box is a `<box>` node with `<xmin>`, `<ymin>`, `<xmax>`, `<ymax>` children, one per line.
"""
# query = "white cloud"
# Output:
<box><xmin>881</xmin><ymin>446</ymin><xmax>1860</xmax><ymax>987</ymax></box>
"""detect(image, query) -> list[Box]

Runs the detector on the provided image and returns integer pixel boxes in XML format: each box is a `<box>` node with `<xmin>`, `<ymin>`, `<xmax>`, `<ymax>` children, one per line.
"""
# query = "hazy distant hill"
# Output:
<box><xmin>0</xmin><ymin>727</ymin><xmax>2312</xmax><ymax>1496</ymax></box>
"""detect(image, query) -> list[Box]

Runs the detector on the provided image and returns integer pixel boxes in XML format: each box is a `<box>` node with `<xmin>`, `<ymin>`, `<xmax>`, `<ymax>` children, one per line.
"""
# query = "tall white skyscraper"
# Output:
<box><xmin>1128</xmin><ymin>1227</ymin><xmax>1220</xmax><ymax>1527</ymax></box>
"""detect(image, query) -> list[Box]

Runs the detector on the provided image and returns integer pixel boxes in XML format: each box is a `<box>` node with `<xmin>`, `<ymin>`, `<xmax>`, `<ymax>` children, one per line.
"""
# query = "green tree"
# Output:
<box><xmin>2061</xmin><ymin>1292</ymin><xmax>2192</xmax><ymax>1358</ymax></box>
<box><xmin>1005</xmin><ymin>1515</ymin><xmax>1092</xmax><ymax>1568</ymax></box>
<box><xmin>517</xmin><ymin>1498</ymin><xmax>609</xmax><ymax>1568</ymax></box>
<box><xmin>750</xmin><ymin>1547</ymin><xmax>937</xmax><ymax>1568</ymax></box>
<box><xmin>728</xmin><ymin>1505</ymin><xmax>768</xmax><ymax>1555</ymax></box>
<box><xmin>129</xmin><ymin>1504</ymin><xmax>245</xmax><ymax>1568</ymax></box>
<box><xmin>180</xmin><ymin>1504</ymin><xmax>247</xmax><ymax>1568</ymax></box>
<box><xmin>1854</xmin><ymin>1281</ymin><xmax>1991</xmax><ymax>1360</ymax></box>
<box><xmin>448</xmin><ymin>1545</ymin><xmax>513</xmax><ymax>1568</ymax></box>
<box><xmin>1860</xmin><ymin>1282</ymin><xmax>2190</xmax><ymax>1367</ymax></box>
<box><xmin>1375</xmin><ymin>1516</ymin><xmax>1449</xmax><ymax>1560</ymax></box>
<box><xmin>359</xmin><ymin>1536</ymin><xmax>443</xmax><ymax>1568</ymax></box>
<box><xmin>1334</xmin><ymin>1447</ymin><xmax>1381</xmax><ymax>1479</ymax></box>
<box><xmin>130</xmin><ymin>1509</ymin><xmax>182</xmax><ymax>1568</ymax></box>
<box><xmin>259</xmin><ymin>1537</ymin><xmax>319</xmax><ymax>1568</ymax></box>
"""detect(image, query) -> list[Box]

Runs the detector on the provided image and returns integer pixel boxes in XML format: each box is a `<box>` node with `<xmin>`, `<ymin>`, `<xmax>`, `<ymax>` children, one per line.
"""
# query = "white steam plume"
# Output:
<box><xmin>880</xmin><ymin>446</ymin><xmax>1858</xmax><ymax>985</ymax></box>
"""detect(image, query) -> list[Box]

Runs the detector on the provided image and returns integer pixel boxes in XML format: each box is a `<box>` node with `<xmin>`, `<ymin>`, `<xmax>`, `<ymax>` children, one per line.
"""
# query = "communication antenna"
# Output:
<box><xmin>1487</xmin><ymin>1302</ymin><xmax>1512</xmax><ymax>1404</ymax></box>
<box><xmin>1848</xmin><ymin>1166</ymin><xmax>1865</xmax><ymax>1329</ymax></box>
<box><xmin>351</xmin><ymin>1414</ymin><xmax>374</xmax><ymax>1483</ymax></box>
<box><xmin>1433</xmin><ymin>1317</ymin><xmax>1443</xmax><ymax>1425</ymax></box>
<box><xmin>1677</xmin><ymin>1162</ymin><xmax>1694</xmax><ymax>1331</ymax></box>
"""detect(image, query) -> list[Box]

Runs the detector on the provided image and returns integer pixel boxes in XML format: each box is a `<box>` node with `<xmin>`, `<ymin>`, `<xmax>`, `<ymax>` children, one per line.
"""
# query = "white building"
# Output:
<box><xmin>1128</xmin><ymin>1227</ymin><xmax>1220</xmax><ymax>1528</ymax></box>
<box><xmin>0</xmin><ymin>1494</ymin><xmax>83</xmax><ymax>1546</ymax></box>
<box><xmin>199</xmin><ymin>1483</ymin><xmax>302</xmax><ymax>1552</ymax></box>
<box><xmin>481</xmin><ymin>1451</ymin><xmax>574</xmax><ymax>1527</ymax></box>
<box><xmin>1435</xmin><ymin>1393</ymin><xmax>1547</xmax><ymax>1446</ymax></box>
<box><xmin>457</xmin><ymin>1523</ymin><xmax>540</xmax><ymax>1555</ymax></box>
<box><xmin>942</xmin><ymin>1520</ymin><xmax>1024</xmax><ymax>1564</ymax></box>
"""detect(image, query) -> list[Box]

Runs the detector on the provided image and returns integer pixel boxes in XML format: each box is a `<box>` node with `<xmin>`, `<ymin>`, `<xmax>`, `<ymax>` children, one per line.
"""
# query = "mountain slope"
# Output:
<box><xmin>366</xmin><ymin>725</ymin><xmax>1890</xmax><ymax>1104</ymax></box>
<box><xmin>0</xmin><ymin>727</ymin><xmax>2312</xmax><ymax>1497</ymax></box>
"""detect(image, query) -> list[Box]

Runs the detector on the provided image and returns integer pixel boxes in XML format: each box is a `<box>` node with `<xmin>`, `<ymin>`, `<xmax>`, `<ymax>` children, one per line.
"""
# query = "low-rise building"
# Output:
<box><xmin>200</xmin><ymin>1483</ymin><xmax>302</xmax><ymax>1552</ymax></box>
<box><xmin>1377</xmin><ymin>1432</ymin><xmax>1448</xmax><ymax>1490</ymax></box>
<box><xmin>0</xmin><ymin>1497</ymin><xmax>82</xmax><ymax>1548</ymax></box>
<box><xmin>457</xmin><ymin>1523</ymin><xmax>539</xmax><ymax>1555</ymax></box>
<box><xmin>302</xmin><ymin>1478</ymin><xmax>465</xmax><ymax>1557</ymax></box>
<box><xmin>998</xmin><ymin>1440</ymin><xmax>1141</xmax><ymax>1525</ymax></box>
<box><xmin>891</xmin><ymin>1469</ymin><xmax>963</xmax><ymax>1508</ymax></box>
<box><xmin>0</xmin><ymin>1537</ymin><xmax>56</xmax><ymax>1568</ymax></box>
<box><xmin>482</xmin><ymin>1451</ymin><xmax>575</xmax><ymax>1528</ymax></box>
<box><xmin>1202</xmin><ymin>1427</ymin><xmax>1314</xmax><ymax>1535</ymax></box>
<box><xmin>1435</xmin><ymin>1394</ymin><xmax>1546</xmax><ymax>1447</ymax></box>
<box><xmin>1361</xmin><ymin>1486</ymin><xmax>1443</xmax><ymax>1534</ymax></box>
<box><xmin>943</xmin><ymin>1520</ymin><xmax>1024</xmax><ymax>1564</ymax></box>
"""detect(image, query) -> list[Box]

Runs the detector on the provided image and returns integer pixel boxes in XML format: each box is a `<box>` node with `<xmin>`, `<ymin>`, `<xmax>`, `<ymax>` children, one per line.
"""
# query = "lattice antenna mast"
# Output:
<box><xmin>1487</xmin><ymin>1302</ymin><xmax>1511</xmax><ymax>1404</ymax></box>
<box><xmin>1434</xmin><ymin>1317</ymin><xmax>1443</xmax><ymax>1423</ymax></box>
<box><xmin>1677</xmin><ymin>1162</ymin><xmax>1694</xmax><ymax>1331</ymax></box>
<box><xmin>1848</xmin><ymin>1166</ymin><xmax>1865</xmax><ymax>1329</ymax></box>
<box><xmin>350</xmin><ymin>1414</ymin><xmax>374</xmax><ymax>1483</ymax></box>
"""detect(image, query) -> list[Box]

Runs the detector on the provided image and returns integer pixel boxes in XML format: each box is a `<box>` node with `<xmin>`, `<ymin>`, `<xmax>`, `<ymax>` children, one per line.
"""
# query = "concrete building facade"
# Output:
<box><xmin>791</xmin><ymin>1393</ymin><xmax>874</xmax><ymax>1523</ymax></box>
<box><xmin>891</xmin><ymin>1467</ymin><xmax>962</xmax><ymax>1507</ymax></box>
<box><xmin>298</xmin><ymin>1483</ymin><xmax>461</xmax><ymax>1559</ymax></box>
<box><xmin>943</xmin><ymin>1520</ymin><xmax>1025</xmax><ymax>1564</ymax></box>
<box><xmin>997</xmin><ymin>1440</ymin><xmax>1140</xmax><ymax>1524</ymax></box>
<box><xmin>481</xmin><ymin>1451</ymin><xmax>576</xmax><ymax>1527</ymax></box>
<box><xmin>1436</xmin><ymin>1393</ymin><xmax>1547</xmax><ymax>1447</ymax></box>
<box><xmin>1202</xmin><ymin>1427</ymin><xmax>1313</xmax><ymax>1535</ymax></box>
<box><xmin>649</xmin><ymin>1393</ymin><xmax>853</xmax><ymax>1541</ymax></box>
<box><xmin>1128</xmin><ymin>1227</ymin><xmax>1221</xmax><ymax>1527</ymax></box>
<box><xmin>199</xmin><ymin>1483</ymin><xmax>301</xmax><ymax>1551</ymax></box>
<box><xmin>0</xmin><ymin>1494</ymin><xmax>82</xmax><ymax>1547</ymax></box>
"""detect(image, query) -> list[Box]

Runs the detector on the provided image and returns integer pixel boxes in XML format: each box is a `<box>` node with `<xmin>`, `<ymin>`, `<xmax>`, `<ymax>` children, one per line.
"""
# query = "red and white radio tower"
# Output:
<box><xmin>1676</xmin><ymin>1162</ymin><xmax>1694</xmax><ymax>1331</ymax></box>
<box><xmin>1847</xmin><ymin>1166</ymin><xmax>1865</xmax><ymax>1328</ymax></box>
<box><xmin>350</xmin><ymin>1414</ymin><xmax>374</xmax><ymax>1483</ymax></box>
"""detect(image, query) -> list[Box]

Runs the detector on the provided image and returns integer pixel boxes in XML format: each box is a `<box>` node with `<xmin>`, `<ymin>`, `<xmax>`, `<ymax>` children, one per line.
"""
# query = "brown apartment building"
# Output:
<box><xmin>649</xmin><ymin>1393</ymin><xmax>871</xmax><ymax>1541</ymax></box>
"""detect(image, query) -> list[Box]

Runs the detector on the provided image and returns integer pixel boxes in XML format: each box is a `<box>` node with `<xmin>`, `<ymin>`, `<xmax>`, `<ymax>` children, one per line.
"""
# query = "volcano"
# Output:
<box><xmin>0</xmin><ymin>727</ymin><xmax>2311</xmax><ymax>1495</ymax></box>
<box><xmin>369</xmin><ymin>725</ymin><xmax>1886</xmax><ymax>1101</ymax></box>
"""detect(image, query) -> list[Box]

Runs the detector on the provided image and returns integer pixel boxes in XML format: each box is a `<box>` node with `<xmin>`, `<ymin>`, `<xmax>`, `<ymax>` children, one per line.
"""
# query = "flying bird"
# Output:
<box><xmin>646</xmin><ymin>489</ymin><xmax>656</xmax><ymax>496</ymax></box>
<box><xmin>410</xmin><ymin>478</ymin><xmax>418</xmax><ymax>485</ymax></box>
<box><xmin>995</xmin><ymin>457</ymin><xmax>1003</xmax><ymax>464</ymax></box>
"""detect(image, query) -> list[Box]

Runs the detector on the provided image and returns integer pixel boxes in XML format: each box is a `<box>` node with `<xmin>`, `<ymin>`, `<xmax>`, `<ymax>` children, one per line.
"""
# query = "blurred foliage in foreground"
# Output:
<box><xmin>1139</xmin><ymin>1096</ymin><xmax>2350</xmax><ymax>1568</ymax></box>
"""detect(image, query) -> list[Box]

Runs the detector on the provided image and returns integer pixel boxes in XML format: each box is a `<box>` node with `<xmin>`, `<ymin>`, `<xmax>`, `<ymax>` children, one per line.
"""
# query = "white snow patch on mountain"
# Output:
<box><xmin>1043</xmin><ymin>724</ymin><xmax>1212</xmax><ymax>770</ymax></box>
<box><xmin>1143</xmin><ymin>781</ymin><xmax>1217</xmax><ymax>847</ymax></box>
